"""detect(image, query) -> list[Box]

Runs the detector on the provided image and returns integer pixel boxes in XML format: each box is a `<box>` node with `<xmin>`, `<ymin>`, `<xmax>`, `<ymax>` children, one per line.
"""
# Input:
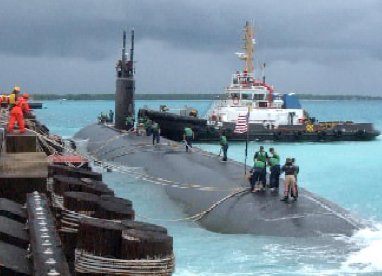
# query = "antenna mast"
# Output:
<box><xmin>243</xmin><ymin>21</ymin><xmax>254</xmax><ymax>73</ymax></box>
<box><xmin>130</xmin><ymin>29</ymin><xmax>134</xmax><ymax>64</ymax></box>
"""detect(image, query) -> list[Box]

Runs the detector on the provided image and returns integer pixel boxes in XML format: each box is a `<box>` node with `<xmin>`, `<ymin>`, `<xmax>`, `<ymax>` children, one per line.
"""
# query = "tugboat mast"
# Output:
<box><xmin>115</xmin><ymin>29</ymin><xmax>135</xmax><ymax>130</ymax></box>
<box><xmin>242</xmin><ymin>21</ymin><xmax>254</xmax><ymax>74</ymax></box>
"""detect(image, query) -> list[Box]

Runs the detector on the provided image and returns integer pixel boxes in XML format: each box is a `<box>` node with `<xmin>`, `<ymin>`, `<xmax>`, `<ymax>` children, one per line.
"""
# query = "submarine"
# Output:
<box><xmin>74</xmin><ymin>30</ymin><xmax>367</xmax><ymax>238</ymax></box>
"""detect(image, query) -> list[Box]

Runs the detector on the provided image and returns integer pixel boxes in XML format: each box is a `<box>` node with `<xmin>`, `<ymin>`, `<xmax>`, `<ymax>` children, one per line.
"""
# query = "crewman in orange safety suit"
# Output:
<box><xmin>8</xmin><ymin>86</ymin><xmax>25</xmax><ymax>133</ymax></box>
<box><xmin>8</xmin><ymin>86</ymin><xmax>19</xmax><ymax>109</ymax></box>
<box><xmin>21</xmin><ymin>93</ymin><xmax>31</xmax><ymax>113</ymax></box>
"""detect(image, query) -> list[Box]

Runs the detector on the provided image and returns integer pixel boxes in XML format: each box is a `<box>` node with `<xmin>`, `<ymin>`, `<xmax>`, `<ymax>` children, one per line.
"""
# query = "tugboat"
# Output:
<box><xmin>139</xmin><ymin>22</ymin><xmax>380</xmax><ymax>142</ymax></box>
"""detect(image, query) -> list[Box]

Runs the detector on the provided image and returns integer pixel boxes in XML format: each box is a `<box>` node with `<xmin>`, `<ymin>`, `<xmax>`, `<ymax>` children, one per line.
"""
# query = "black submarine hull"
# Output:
<box><xmin>138</xmin><ymin>109</ymin><xmax>380</xmax><ymax>142</ymax></box>
<box><xmin>74</xmin><ymin>123</ymin><xmax>366</xmax><ymax>237</ymax></box>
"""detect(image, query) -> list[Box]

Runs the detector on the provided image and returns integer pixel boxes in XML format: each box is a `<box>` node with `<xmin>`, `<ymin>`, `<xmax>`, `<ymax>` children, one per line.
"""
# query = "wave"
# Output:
<box><xmin>340</xmin><ymin>223</ymin><xmax>382</xmax><ymax>273</ymax></box>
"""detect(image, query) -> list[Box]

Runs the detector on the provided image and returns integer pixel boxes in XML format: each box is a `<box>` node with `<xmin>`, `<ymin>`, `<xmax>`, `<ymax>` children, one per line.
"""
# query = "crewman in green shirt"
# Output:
<box><xmin>183</xmin><ymin>127</ymin><xmax>194</xmax><ymax>152</ymax></box>
<box><xmin>125</xmin><ymin>115</ymin><xmax>134</xmax><ymax>130</ymax></box>
<box><xmin>219</xmin><ymin>130</ymin><xmax>229</xmax><ymax>161</ymax></box>
<box><xmin>269</xmin><ymin>148</ymin><xmax>281</xmax><ymax>192</ymax></box>
<box><xmin>253</xmin><ymin>146</ymin><xmax>268</xmax><ymax>189</ymax></box>
<box><xmin>152</xmin><ymin>121</ymin><xmax>160</xmax><ymax>145</ymax></box>
<box><xmin>145</xmin><ymin>119</ymin><xmax>153</xmax><ymax>136</ymax></box>
<box><xmin>251</xmin><ymin>158</ymin><xmax>266</xmax><ymax>192</ymax></box>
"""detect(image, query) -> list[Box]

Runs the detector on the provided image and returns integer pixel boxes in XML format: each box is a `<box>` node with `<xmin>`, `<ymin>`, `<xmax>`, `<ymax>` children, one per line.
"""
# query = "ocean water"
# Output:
<box><xmin>35</xmin><ymin>99</ymin><xmax>382</xmax><ymax>275</ymax></box>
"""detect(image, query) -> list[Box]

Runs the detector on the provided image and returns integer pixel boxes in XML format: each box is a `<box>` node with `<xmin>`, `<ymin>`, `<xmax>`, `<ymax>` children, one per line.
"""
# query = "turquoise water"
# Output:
<box><xmin>35</xmin><ymin>100</ymin><xmax>382</xmax><ymax>275</ymax></box>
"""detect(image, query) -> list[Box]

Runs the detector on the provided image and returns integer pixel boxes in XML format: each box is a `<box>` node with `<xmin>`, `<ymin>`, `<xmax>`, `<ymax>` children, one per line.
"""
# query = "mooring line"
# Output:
<box><xmin>136</xmin><ymin>187</ymin><xmax>249</xmax><ymax>222</ymax></box>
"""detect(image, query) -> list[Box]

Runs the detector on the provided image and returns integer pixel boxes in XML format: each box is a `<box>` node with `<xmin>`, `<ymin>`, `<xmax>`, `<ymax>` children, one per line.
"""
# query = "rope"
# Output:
<box><xmin>75</xmin><ymin>249</ymin><xmax>174</xmax><ymax>275</ymax></box>
<box><xmin>29</xmin><ymin>128</ymin><xmax>88</xmax><ymax>168</ymax></box>
<box><xmin>51</xmin><ymin>192</ymin><xmax>64</xmax><ymax>208</ymax></box>
<box><xmin>90</xmin><ymin>128</ymin><xmax>132</xmax><ymax>155</ymax></box>
<box><xmin>51</xmin><ymin>190</ymin><xmax>97</xmax><ymax>233</ymax></box>
<box><xmin>60</xmin><ymin>208</ymin><xmax>96</xmax><ymax>233</ymax></box>
<box><xmin>136</xmin><ymin>187</ymin><xmax>249</xmax><ymax>222</ymax></box>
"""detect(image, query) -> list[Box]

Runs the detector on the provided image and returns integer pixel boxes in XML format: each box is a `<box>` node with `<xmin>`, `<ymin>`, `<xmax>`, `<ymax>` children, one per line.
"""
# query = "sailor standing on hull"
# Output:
<box><xmin>269</xmin><ymin>148</ymin><xmax>281</xmax><ymax>192</ymax></box>
<box><xmin>281</xmin><ymin>158</ymin><xmax>298</xmax><ymax>202</ymax></box>
<box><xmin>219</xmin><ymin>130</ymin><xmax>229</xmax><ymax>161</ymax></box>
<box><xmin>253</xmin><ymin>146</ymin><xmax>268</xmax><ymax>190</ymax></box>
<box><xmin>109</xmin><ymin>110</ymin><xmax>114</xmax><ymax>123</ymax></box>
<box><xmin>251</xmin><ymin>158</ymin><xmax>266</xmax><ymax>192</ymax></box>
<box><xmin>291</xmin><ymin>158</ymin><xmax>299</xmax><ymax>199</ymax></box>
<box><xmin>152</xmin><ymin>122</ymin><xmax>160</xmax><ymax>145</ymax></box>
<box><xmin>125</xmin><ymin>115</ymin><xmax>134</xmax><ymax>130</ymax></box>
<box><xmin>183</xmin><ymin>127</ymin><xmax>194</xmax><ymax>152</ymax></box>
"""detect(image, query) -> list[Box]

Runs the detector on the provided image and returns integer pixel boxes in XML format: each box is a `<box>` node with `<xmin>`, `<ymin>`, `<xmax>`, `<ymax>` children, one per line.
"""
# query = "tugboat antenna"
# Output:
<box><xmin>243</xmin><ymin>21</ymin><xmax>254</xmax><ymax>74</ymax></box>
<box><xmin>130</xmin><ymin>29</ymin><xmax>134</xmax><ymax>65</ymax></box>
<box><xmin>262</xmin><ymin>63</ymin><xmax>266</xmax><ymax>83</ymax></box>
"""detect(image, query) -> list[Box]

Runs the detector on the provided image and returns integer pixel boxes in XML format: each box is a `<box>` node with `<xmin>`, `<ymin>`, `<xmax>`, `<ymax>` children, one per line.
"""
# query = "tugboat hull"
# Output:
<box><xmin>139</xmin><ymin>109</ymin><xmax>380</xmax><ymax>142</ymax></box>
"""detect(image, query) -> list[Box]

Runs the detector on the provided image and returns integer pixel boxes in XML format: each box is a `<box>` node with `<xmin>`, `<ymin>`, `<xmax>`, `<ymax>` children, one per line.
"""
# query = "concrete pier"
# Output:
<box><xmin>0</xmin><ymin>152</ymin><xmax>47</xmax><ymax>203</ymax></box>
<box><xmin>6</xmin><ymin>130</ymin><xmax>38</xmax><ymax>153</ymax></box>
<box><xmin>0</xmin><ymin>110</ymin><xmax>174</xmax><ymax>275</ymax></box>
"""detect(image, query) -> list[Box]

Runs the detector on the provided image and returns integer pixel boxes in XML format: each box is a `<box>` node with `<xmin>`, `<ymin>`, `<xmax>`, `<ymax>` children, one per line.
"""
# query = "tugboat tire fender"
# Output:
<box><xmin>318</xmin><ymin>130</ymin><xmax>327</xmax><ymax>138</ymax></box>
<box><xmin>356</xmin><ymin>129</ymin><xmax>366</xmax><ymax>137</ymax></box>
<box><xmin>263</xmin><ymin>120</ymin><xmax>271</xmax><ymax>129</ymax></box>
<box><xmin>294</xmin><ymin>131</ymin><xmax>302</xmax><ymax>137</ymax></box>
<box><xmin>334</xmin><ymin>129</ymin><xmax>342</xmax><ymax>137</ymax></box>
<box><xmin>273</xmin><ymin>131</ymin><xmax>282</xmax><ymax>140</ymax></box>
<box><xmin>263</xmin><ymin>120</ymin><xmax>279</xmax><ymax>129</ymax></box>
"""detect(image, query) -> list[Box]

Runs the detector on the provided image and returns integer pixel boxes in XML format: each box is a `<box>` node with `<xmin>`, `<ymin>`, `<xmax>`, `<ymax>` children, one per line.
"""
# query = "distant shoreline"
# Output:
<box><xmin>31</xmin><ymin>93</ymin><xmax>382</xmax><ymax>101</ymax></box>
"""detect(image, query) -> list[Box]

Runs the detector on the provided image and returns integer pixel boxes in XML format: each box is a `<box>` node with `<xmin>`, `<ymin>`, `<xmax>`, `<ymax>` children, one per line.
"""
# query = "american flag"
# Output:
<box><xmin>233</xmin><ymin>113</ymin><xmax>249</xmax><ymax>133</ymax></box>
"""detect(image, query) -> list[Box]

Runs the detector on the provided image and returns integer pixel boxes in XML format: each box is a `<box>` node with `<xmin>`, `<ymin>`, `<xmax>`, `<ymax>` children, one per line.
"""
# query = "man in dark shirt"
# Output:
<box><xmin>280</xmin><ymin>158</ymin><xmax>298</xmax><ymax>202</ymax></box>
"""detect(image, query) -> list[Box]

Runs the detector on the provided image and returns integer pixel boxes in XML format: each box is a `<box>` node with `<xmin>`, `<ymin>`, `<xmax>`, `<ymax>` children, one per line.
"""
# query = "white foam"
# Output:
<box><xmin>341</xmin><ymin>223</ymin><xmax>382</xmax><ymax>273</ymax></box>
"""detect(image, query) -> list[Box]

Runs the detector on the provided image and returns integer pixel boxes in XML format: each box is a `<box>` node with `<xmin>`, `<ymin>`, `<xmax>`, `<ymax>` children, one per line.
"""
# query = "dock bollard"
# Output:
<box><xmin>95</xmin><ymin>195</ymin><xmax>135</xmax><ymax>220</ymax></box>
<box><xmin>75</xmin><ymin>217</ymin><xmax>174</xmax><ymax>275</ymax></box>
<box><xmin>60</xmin><ymin>191</ymin><xmax>100</xmax><ymax>264</ymax></box>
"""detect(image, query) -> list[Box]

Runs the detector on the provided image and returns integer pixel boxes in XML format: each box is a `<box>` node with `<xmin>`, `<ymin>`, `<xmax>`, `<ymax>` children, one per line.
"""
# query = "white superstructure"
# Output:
<box><xmin>205</xmin><ymin>22</ymin><xmax>307</xmax><ymax>129</ymax></box>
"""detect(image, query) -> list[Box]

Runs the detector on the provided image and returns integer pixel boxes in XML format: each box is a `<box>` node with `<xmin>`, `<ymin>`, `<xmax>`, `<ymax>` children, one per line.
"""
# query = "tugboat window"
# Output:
<box><xmin>253</xmin><ymin>94</ymin><xmax>265</xmax><ymax>101</ymax></box>
<box><xmin>242</xmin><ymin>94</ymin><xmax>251</xmax><ymax>100</ymax></box>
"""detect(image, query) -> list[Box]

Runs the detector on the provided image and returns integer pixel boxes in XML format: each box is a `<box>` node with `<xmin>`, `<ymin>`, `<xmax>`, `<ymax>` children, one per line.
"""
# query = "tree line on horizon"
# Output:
<box><xmin>30</xmin><ymin>93</ymin><xmax>382</xmax><ymax>101</ymax></box>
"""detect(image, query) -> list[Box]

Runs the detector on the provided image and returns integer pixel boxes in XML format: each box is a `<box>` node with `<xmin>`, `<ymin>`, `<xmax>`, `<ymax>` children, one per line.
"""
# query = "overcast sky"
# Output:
<box><xmin>1</xmin><ymin>0</ymin><xmax>382</xmax><ymax>95</ymax></box>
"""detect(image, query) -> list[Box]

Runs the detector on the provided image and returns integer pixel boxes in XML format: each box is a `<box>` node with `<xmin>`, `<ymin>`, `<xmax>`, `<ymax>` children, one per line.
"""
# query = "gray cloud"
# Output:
<box><xmin>0</xmin><ymin>0</ymin><xmax>382</xmax><ymax>95</ymax></box>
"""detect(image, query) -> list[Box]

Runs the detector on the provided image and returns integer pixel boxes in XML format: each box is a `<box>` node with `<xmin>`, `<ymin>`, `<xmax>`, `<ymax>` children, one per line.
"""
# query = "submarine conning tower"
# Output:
<box><xmin>115</xmin><ymin>29</ymin><xmax>135</xmax><ymax>130</ymax></box>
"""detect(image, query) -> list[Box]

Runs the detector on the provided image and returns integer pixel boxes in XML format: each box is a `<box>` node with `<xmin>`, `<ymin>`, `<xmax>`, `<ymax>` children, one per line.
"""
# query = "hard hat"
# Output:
<box><xmin>22</xmin><ymin>93</ymin><xmax>29</xmax><ymax>99</ymax></box>
<box><xmin>13</xmin><ymin>86</ymin><xmax>21</xmax><ymax>92</ymax></box>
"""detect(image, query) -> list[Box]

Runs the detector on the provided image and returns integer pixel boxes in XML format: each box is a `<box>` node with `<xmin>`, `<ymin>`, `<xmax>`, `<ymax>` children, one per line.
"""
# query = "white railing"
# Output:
<box><xmin>204</xmin><ymin>99</ymin><xmax>225</xmax><ymax>119</ymax></box>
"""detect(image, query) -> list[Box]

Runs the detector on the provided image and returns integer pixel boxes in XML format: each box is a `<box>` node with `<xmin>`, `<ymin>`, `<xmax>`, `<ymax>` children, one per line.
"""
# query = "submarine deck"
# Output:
<box><xmin>75</xmin><ymin>123</ymin><xmax>365</xmax><ymax>237</ymax></box>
